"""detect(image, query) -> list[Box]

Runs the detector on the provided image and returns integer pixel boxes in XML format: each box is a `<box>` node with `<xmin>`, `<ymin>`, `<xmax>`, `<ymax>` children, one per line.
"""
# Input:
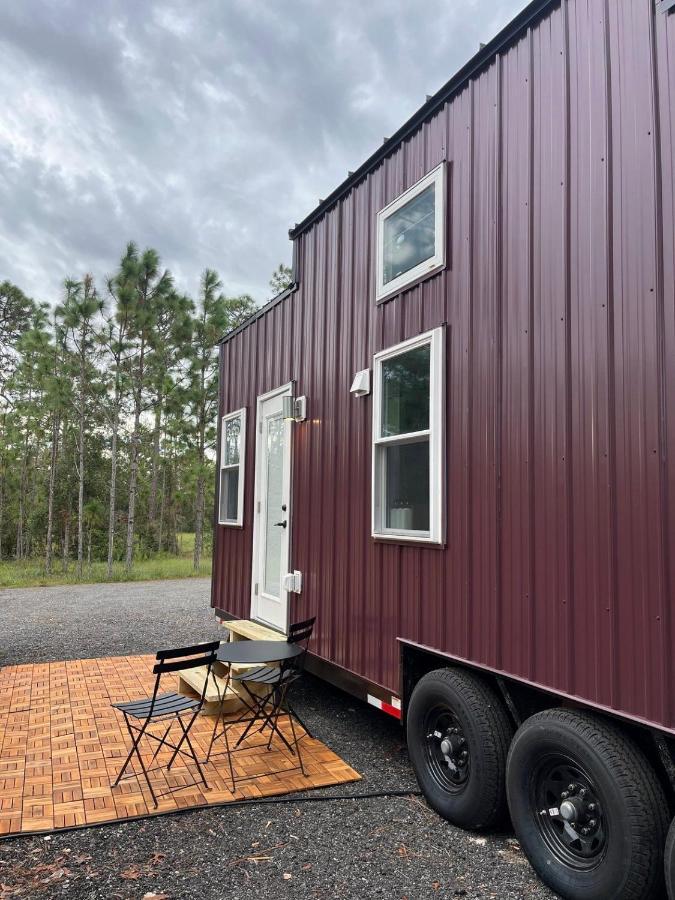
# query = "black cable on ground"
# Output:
<box><xmin>0</xmin><ymin>788</ymin><xmax>424</xmax><ymax>842</ymax></box>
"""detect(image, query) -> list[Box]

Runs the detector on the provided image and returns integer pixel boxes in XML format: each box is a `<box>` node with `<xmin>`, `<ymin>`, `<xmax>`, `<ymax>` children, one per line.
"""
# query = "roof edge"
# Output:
<box><xmin>218</xmin><ymin>283</ymin><xmax>299</xmax><ymax>346</ymax></box>
<box><xmin>288</xmin><ymin>0</ymin><xmax>559</xmax><ymax>240</ymax></box>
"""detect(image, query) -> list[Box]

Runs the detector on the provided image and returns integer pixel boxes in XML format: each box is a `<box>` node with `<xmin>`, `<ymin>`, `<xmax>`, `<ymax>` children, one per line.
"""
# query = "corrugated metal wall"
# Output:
<box><xmin>213</xmin><ymin>0</ymin><xmax>675</xmax><ymax>733</ymax></box>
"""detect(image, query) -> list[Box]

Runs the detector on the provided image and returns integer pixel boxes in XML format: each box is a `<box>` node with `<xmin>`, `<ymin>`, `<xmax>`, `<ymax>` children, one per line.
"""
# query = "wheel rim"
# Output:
<box><xmin>423</xmin><ymin>704</ymin><xmax>470</xmax><ymax>793</ymax></box>
<box><xmin>530</xmin><ymin>753</ymin><xmax>608</xmax><ymax>871</ymax></box>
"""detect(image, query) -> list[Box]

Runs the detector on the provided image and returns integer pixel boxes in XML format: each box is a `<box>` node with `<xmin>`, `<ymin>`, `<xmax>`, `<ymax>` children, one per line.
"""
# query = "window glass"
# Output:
<box><xmin>381</xmin><ymin>344</ymin><xmax>430</xmax><ymax>436</ymax></box>
<box><xmin>382</xmin><ymin>183</ymin><xmax>435</xmax><ymax>285</ymax></box>
<box><xmin>384</xmin><ymin>440</ymin><xmax>430</xmax><ymax>531</ymax></box>
<box><xmin>224</xmin><ymin>416</ymin><xmax>240</xmax><ymax>466</ymax></box>
<box><xmin>219</xmin><ymin>468</ymin><xmax>239</xmax><ymax>523</ymax></box>
<box><xmin>263</xmin><ymin>414</ymin><xmax>284</xmax><ymax>597</ymax></box>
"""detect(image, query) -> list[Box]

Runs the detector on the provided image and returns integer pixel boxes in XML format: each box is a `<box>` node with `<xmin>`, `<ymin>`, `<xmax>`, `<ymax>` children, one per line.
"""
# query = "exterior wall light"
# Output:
<box><xmin>350</xmin><ymin>369</ymin><xmax>371</xmax><ymax>397</ymax></box>
<box><xmin>282</xmin><ymin>395</ymin><xmax>307</xmax><ymax>422</ymax></box>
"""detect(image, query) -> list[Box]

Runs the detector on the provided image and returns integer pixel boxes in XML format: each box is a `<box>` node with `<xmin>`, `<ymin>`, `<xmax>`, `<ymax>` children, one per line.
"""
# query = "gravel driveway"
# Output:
<box><xmin>0</xmin><ymin>579</ymin><xmax>555</xmax><ymax>899</ymax></box>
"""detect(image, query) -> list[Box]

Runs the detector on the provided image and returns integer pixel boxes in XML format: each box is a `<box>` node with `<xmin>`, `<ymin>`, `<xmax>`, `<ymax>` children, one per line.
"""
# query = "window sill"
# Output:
<box><xmin>218</xmin><ymin>522</ymin><xmax>244</xmax><ymax>529</ymax></box>
<box><xmin>375</xmin><ymin>262</ymin><xmax>446</xmax><ymax>306</ymax></box>
<box><xmin>372</xmin><ymin>534</ymin><xmax>445</xmax><ymax>549</ymax></box>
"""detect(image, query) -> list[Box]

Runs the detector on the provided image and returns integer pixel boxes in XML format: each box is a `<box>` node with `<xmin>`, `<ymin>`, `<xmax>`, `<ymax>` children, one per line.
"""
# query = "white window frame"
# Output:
<box><xmin>218</xmin><ymin>407</ymin><xmax>246</xmax><ymax>527</ymax></box>
<box><xmin>371</xmin><ymin>327</ymin><xmax>445</xmax><ymax>544</ymax></box>
<box><xmin>376</xmin><ymin>162</ymin><xmax>446</xmax><ymax>303</ymax></box>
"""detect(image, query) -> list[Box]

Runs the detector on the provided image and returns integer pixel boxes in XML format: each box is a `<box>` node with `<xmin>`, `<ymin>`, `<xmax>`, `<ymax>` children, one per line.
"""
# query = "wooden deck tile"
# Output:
<box><xmin>0</xmin><ymin>653</ymin><xmax>360</xmax><ymax>836</ymax></box>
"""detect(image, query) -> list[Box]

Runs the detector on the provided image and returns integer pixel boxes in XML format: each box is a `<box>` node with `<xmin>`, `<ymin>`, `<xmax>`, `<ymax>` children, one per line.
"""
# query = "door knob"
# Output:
<box><xmin>274</xmin><ymin>520</ymin><xmax>287</xmax><ymax>528</ymax></box>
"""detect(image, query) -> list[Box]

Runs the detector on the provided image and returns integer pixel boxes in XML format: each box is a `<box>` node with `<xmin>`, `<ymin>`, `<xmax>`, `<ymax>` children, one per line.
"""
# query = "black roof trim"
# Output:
<box><xmin>288</xmin><ymin>0</ymin><xmax>559</xmax><ymax>240</ymax></box>
<box><xmin>218</xmin><ymin>283</ymin><xmax>298</xmax><ymax>346</ymax></box>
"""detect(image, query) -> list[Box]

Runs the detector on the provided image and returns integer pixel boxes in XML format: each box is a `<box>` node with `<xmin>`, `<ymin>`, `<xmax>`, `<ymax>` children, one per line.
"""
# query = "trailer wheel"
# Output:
<box><xmin>506</xmin><ymin>709</ymin><xmax>668</xmax><ymax>900</ymax></box>
<box><xmin>406</xmin><ymin>668</ymin><xmax>513</xmax><ymax>830</ymax></box>
<box><xmin>665</xmin><ymin>817</ymin><xmax>675</xmax><ymax>899</ymax></box>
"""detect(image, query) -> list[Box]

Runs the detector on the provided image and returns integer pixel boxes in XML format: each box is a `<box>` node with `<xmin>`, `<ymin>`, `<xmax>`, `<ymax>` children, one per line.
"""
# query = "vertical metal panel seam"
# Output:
<box><xmin>495</xmin><ymin>52</ymin><xmax>505</xmax><ymax>672</ymax></box>
<box><xmin>527</xmin><ymin>24</ymin><xmax>537</xmax><ymax>683</ymax></box>
<box><xmin>562</xmin><ymin>0</ymin><xmax>575</xmax><ymax>697</ymax></box>
<box><xmin>466</xmin><ymin>80</ymin><xmax>476</xmax><ymax>658</ymax></box>
<box><xmin>603</xmin><ymin>0</ymin><xmax>620</xmax><ymax>711</ymax></box>
<box><xmin>648</xmin><ymin>0</ymin><xmax>672</xmax><ymax>725</ymax></box>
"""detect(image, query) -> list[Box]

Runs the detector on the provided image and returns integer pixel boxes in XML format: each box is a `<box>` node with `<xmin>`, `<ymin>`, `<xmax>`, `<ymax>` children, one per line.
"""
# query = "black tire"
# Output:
<box><xmin>665</xmin><ymin>817</ymin><xmax>675</xmax><ymax>900</ymax></box>
<box><xmin>506</xmin><ymin>709</ymin><xmax>669</xmax><ymax>900</ymax></box>
<box><xmin>406</xmin><ymin>667</ymin><xmax>514</xmax><ymax>829</ymax></box>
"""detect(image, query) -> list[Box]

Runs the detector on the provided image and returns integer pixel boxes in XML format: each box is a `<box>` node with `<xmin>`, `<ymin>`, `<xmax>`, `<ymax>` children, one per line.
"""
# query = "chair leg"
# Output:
<box><xmin>173</xmin><ymin>713</ymin><xmax>210</xmax><ymax>790</ymax></box>
<box><xmin>285</xmin><ymin>694</ymin><xmax>307</xmax><ymax>777</ymax></box>
<box><xmin>166</xmin><ymin>709</ymin><xmax>199</xmax><ymax>770</ymax></box>
<box><xmin>114</xmin><ymin>714</ymin><xmax>158</xmax><ymax>807</ymax></box>
<box><xmin>150</xmin><ymin>720</ymin><xmax>174</xmax><ymax>764</ymax></box>
<box><xmin>286</xmin><ymin>702</ymin><xmax>313</xmax><ymax>739</ymax></box>
<box><xmin>234</xmin><ymin>684</ymin><xmax>274</xmax><ymax>747</ymax></box>
<box><xmin>223</xmin><ymin>721</ymin><xmax>235</xmax><ymax>793</ymax></box>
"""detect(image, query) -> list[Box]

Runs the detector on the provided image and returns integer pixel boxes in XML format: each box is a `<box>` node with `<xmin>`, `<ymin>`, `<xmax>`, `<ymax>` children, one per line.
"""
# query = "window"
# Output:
<box><xmin>218</xmin><ymin>408</ymin><xmax>246</xmax><ymax>526</ymax></box>
<box><xmin>372</xmin><ymin>328</ymin><xmax>444</xmax><ymax>543</ymax></box>
<box><xmin>376</xmin><ymin>163</ymin><xmax>446</xmax><ymax>302</ymax></box>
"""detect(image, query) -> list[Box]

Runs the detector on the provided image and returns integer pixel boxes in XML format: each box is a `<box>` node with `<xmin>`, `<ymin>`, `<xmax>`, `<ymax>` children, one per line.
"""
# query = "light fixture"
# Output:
<box><xmin>350</xmin><ymin>369</ymin><xmax>371</xmax><ymax>397</ymax></box>
<box><xmin>283</xmin><ymin>394</ymin><xmax>307</xmax><ymax>422</ymax></box>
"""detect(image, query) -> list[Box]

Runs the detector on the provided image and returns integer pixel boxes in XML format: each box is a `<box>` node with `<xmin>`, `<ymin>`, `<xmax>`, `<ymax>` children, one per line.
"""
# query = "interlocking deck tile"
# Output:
<box><xmin>0</xmin><ymin>653</ymin><xmax>360</xmax><ymax>835</ymax></box>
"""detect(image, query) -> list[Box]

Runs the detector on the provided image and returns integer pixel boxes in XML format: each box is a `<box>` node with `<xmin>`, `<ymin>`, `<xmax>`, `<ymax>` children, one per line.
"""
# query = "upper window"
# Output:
<box><xmin>372</xmin><ymin>327</ymin><xmax>445</xmax><ymax>543</ymax></box>
<box><xmin>218</xmin><ymin>408</ymin><xmax>246</xmax><ymax>526</ymax></box>
<box><xmin>376</xmin><ymin>163</ymin><xmax>446</xmax><ymax>303</ymax></box>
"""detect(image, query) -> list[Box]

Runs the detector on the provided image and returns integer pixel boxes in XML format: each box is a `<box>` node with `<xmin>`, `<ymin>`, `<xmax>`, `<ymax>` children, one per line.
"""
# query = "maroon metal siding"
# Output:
<box><xmin>213</xmin><ymin>0</ymin><xmax>675</xmax><ymax>733</ymax></box>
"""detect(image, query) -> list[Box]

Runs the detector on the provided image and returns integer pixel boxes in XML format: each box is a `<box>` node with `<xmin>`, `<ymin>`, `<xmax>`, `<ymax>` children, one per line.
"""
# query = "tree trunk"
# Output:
<box><xmin>107</xmin><ymin>400</ymin><xmax>119</xmax><ymax>578</ymax></box>
<box><xmin>158</xmin><ymin>460</ymin><xmax>166</xmax><ymax>552</ymax></box>
<box><xmin>125</xmin><ymin>336</ymin><xmax>145</xmax><ymax>571</ymax></box>
<box><xmin>148</xmin><ymin>390</ymin><xmax>163</xmax><ymax>545</ymax></box>
<box><xmin>88</xmin><ymin>527</ymin><xmax>92</xmax><ymax>570</ymax></box>
<box><xmin>0</xmin><ymin>469</ymin><xmax>4</xmax><ymax>563</ymax></box>
<box><xmin>193</xmin><ymin>364</ymin><xmax>207</xmax><ymax>571</ymax></box>
<box><xmin>76</xmin><ymin>350</ymin><xmax>86</xmax><ymax>577</ymax></box>
<box><xmin>62</xmin><ymin>514</ymin><xmax>70</xmax><ymax>573</ymax></box>
<box><xmin>45</xmin><ymin>413</ymin><xmax>60</xmax><ymax>575</ymax></box>
<box><xmin>15</xmin><ymin>445</ymin><xmax>26</xmax><ymax>560</ymax></box>
<box><xmin>193</xmin><ymin>473</ymin><xmax>204</xmax><ymax>571</ymax></box>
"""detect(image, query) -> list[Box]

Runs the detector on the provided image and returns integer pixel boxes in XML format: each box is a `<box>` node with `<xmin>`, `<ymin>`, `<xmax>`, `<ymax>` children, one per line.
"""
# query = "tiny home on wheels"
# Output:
<box><xmin>212</xmin><ymin>0</ymin><xmax>675</xmax><ymax>896</ymax></box>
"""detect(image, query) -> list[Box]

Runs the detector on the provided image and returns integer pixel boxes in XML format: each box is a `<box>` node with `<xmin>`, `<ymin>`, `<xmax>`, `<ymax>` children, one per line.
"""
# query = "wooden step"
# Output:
<box><xmin>176</xmin><ymin>665</ymin><xmax>243</xmax><ymax>716</ymax></box>
<box><xmin>225</xmin><ymin>619</ymin><xmax>286</xmax><ymax>642</ymax></box>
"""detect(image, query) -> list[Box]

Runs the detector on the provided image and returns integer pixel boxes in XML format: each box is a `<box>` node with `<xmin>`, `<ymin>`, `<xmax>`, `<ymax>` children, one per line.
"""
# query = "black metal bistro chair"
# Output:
<box><xmin>111</xmin><ymin>641</ymin><xmax>220</xmax><ymax>808</ymax></box>
<box><xmin>233</xmin><ymin>617</ymin><xmax>315</xmax><ymax>752</ymax></box>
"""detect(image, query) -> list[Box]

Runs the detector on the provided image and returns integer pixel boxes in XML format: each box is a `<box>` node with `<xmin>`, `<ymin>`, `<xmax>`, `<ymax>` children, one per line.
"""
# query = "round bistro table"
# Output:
<box><xmin>216</xmin><ymin>640</ymin><xmax>302</xmax><ymax>666</ymax></box>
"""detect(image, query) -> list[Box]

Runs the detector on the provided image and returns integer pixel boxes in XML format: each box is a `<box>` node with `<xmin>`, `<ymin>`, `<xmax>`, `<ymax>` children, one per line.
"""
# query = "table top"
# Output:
<box><xmin>216</xmin><ymin>640</ymin><xmax>302</xmax><ymax>665</ymax></box>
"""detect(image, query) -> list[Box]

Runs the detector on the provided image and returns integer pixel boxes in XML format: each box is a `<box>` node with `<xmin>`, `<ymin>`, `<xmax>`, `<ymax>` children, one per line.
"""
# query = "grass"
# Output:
<box><xmin>0</xmin><ymin>533</ymin><xmax>211</xmax><ymax>589</ymax></box>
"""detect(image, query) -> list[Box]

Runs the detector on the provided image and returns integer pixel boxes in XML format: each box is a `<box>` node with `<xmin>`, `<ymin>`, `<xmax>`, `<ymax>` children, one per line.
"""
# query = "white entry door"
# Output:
<box><xmin>250</xmin><ymin>383</ymin><xmax>293</xmax><ymax>632</ymax></box>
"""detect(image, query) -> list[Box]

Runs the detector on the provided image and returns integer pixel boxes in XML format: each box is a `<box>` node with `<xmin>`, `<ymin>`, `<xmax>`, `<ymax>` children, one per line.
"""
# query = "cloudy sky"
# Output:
<box><xmin>0</xmin><ymin>0</ymin><xmax>523</xmax><ymax>307</ymax></box>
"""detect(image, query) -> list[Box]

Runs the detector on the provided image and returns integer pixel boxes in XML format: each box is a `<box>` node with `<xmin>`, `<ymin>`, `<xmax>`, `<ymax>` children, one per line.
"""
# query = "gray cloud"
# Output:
<box><xmin>0</xmin><ymin>0</ymin><xmax>524</xmax><ymax>306</ymax></box>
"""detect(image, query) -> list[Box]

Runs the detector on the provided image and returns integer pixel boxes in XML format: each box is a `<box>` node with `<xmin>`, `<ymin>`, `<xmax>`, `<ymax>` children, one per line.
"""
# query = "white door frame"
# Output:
<box><xmin>250</xmin><ymin>381</ymin><xmax>294</xmax><ymax>632</ymax></box>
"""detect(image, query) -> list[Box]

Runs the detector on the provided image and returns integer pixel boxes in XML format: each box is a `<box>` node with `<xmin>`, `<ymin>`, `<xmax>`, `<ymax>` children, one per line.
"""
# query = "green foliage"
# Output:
<box><xmin>269</xmin><ymin>263</ymin><xmax>293</xmax><ymax>296</ymax></box>
<box><xmin>0</xmin><ymin>243</ymin><xmax>258</xmax><ymax>585</ymax></box>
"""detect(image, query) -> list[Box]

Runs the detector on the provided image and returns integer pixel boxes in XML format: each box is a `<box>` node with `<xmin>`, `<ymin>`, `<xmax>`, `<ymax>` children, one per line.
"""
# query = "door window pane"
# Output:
<box><xmin>219</xmin><ymin>468</ymin><xmax>239</xmax><ymax>523</ymax></box>
<box><xmin>381</xmin><ymin>344</ymin><xmax>430</xmax><ymax>436</ymax></box>
<box><xmin>384</xmin><ymin>440</ymin><xmax>430</xmax><ymax>531</ymax></box>
<box><xmin>263</xmin><ymin>414</ymin><xmax>284</xmax><ymax>597</ymax></box>
<box><xmin>383</xmin><ymin>183</ymin><xmax>435</xmax><ymax>285</ymax></box>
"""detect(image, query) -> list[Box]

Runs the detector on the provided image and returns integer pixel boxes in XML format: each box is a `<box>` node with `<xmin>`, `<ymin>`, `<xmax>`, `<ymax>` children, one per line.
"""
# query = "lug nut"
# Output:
<box><xmin>579</xmin><ymin>788</ymin><xmax>587</xmax><ymax>798</ymax></box>
<box><xmin>589</xmin><ymin>818</ymin><xmax>597</xmax><ymax>828</ymax></box>
<box><xmin>587</xmin><ymin>803</ymin><xmax>596</xmax><ymax>812</ymax></box>
<box><xmin>561</xmin><ymin>792</ymin><xmax>569</xmax><ymax>800</ymax></box>
<box><xmin>568</xmin><ymin>784</ymin><xmax>576</xmax><ymax>793</ymax></box>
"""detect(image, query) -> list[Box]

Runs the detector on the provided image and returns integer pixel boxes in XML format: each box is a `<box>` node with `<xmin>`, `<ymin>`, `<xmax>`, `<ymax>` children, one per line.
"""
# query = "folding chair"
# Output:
<box><xmin>111</xmin><ymin>640</ymin><xmax>220</xmax><ymax>807</ymax></box>
<box><xmin>228</xmin><ymin>617</ymin><xmax>316</xmax><ymax>768</ymax></box>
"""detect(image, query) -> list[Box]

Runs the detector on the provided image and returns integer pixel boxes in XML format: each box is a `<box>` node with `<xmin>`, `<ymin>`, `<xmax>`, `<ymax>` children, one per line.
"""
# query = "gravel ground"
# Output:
<box><xmin>0</xmin><ymin>579</ymin><xmax>556</xmax><ymax>899</ymax></box>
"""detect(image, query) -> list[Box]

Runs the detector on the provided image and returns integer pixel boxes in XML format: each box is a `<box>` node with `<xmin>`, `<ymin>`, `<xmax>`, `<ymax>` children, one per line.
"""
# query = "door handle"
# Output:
<box><xmin>273</xmin><ymin>520</ymin><xmax>287</xmax><ymax>528</ymax></box>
